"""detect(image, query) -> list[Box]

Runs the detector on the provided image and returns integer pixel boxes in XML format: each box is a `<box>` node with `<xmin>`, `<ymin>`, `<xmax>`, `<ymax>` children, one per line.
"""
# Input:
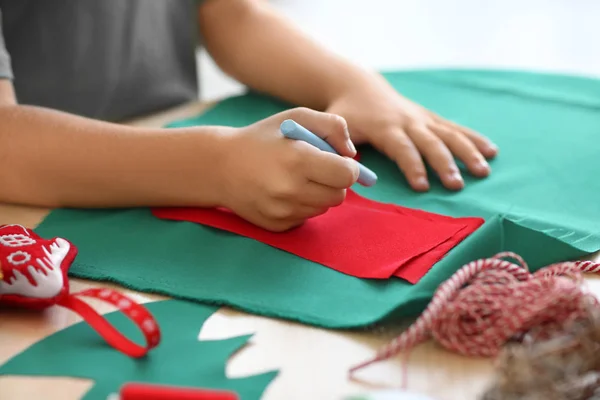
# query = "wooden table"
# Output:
<box><xmin>1</xmin><ymin>103</ymin><xmax>598</xmax><ymax>400</ymax></box>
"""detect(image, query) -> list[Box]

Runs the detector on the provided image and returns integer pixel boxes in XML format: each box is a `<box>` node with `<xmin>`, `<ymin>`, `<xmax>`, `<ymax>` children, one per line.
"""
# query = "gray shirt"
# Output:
<box><xmin>0</xmin><ymin>0</ymin><xmax>200</xmax><ymax>121</ymax></box>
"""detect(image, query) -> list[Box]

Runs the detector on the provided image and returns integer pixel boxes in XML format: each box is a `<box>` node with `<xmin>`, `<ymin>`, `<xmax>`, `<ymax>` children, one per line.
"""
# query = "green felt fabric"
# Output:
<box><xmin>0</xmin><ymin>300</ymin><xmax>277</xmax><ymax>400</ymax></box>
<box><xmin>34</xmin><ymin>69</ymin><xmax>600</xmax><ymax>328</ymax></box>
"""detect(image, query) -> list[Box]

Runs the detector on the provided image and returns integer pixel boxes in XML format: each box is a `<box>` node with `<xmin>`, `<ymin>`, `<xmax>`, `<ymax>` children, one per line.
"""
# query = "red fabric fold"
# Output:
<box><xmin>151</xmin><ymin>191</ymin><xmax>483</xmax><ymax>283</ymax></box>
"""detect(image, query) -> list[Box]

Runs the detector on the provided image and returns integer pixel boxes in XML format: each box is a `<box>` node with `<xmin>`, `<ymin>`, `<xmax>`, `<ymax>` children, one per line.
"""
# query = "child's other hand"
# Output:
<box><xmin>218</xmin><ymin>108</ymin><xmax>359</xmax><ymax>232</ymax></box>
<box><xmin>326</xmin><ymin>74</ymin><xmax>498</xmax><ymax>192</ymax></box>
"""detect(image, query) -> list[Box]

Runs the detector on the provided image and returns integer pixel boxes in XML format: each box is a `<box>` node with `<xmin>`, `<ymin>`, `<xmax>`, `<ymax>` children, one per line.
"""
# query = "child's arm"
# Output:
<box><xmin>0</xmin><ymin>80</ymin><xmax>227</xmax><ymax>208</ymax></box>
<box><xmin>0</xmin><ymin>80</ymin><xmax>356</xmax><ymax>231</ymax></box>
<box><xmin>199</xmin><ymin>0</ymin><xmax>368</xmax><ymax>113</ymax></box>
<box><xmin>199</xmin><ymin>0</ymin><xmax>498</xmax><ymax>191</ymax></box>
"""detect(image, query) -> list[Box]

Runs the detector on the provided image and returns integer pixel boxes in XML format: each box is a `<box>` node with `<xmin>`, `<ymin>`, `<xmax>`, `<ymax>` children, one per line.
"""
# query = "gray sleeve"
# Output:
<box><xmin>0</xmin><ymin>8</ymin><xmax>13</xmax><ymax>80</ymax></box>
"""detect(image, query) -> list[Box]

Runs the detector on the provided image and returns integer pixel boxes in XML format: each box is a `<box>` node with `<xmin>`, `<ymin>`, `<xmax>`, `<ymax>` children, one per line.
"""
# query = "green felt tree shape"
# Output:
<box><xmin>0</xmin><ymin>299</ymin><xmax>277</xmax><ymax>400</ymax></box>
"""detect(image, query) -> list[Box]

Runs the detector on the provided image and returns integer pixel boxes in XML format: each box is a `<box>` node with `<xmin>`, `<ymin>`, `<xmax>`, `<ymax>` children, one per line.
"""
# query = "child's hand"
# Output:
<box><xmin>326</xmin><ymin>74</ymin><xmax>498</xmax><ymax>192</ymax></box>
<box><xmin>218</xmin><ymin>107</ymin><xmax>359</xmax><ymax>232</ymax></box>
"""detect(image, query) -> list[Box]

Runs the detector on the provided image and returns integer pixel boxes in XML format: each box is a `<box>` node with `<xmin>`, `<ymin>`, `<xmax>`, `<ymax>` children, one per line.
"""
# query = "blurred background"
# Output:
<box><xmin>198</xmin><ymin>0</ymin><xmax>600</xmax><ymax>101</ymax></box>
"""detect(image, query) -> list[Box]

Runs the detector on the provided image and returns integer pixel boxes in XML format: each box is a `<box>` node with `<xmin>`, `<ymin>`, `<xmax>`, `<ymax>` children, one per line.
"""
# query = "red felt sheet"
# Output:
<box><xmin>151</xmin><ymin>191</ymin><xmax>483</xmax><ymax>283</ymax></box>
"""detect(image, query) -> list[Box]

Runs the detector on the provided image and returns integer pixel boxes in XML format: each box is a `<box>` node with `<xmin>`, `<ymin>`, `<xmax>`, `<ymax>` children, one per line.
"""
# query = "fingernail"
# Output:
<box><xmin>487</xmin><ymin>142</ymin><xmax>498</xmax><ymax>153</ymax></box>
<box><xmin>449</xmin><ymin>171</ymin><xmax>463</xmax><ymax>183</ymax></box>
<box><xmin>415</xmin><ymin>176</ymin><xmax>429</xmax><ymax>190</ymax></box>
<box><xmin>476</xmin><ymin>160</ymin><xmax>490</xmax><ymax>173</ymax></box>
<box><xmin>346</xmin><ymin>139</ymin><xmax>356</xmax><ymax>154</ymax></box>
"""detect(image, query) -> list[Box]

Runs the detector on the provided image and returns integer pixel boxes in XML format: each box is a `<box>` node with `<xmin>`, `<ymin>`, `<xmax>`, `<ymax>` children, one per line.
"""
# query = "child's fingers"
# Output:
<box><xmin>449</xmin><ymin>122</ymin><xmax>498</xmax><ymax>159</ymax></box>
<box><xmin>429</xmin><ymin>122</ymin><xmax>491</xmax><ymax>178</ymax></box>
<box><xmin>406</xmin><ymin>123</ymin><xmax>464</xmax><ymax>191</ymax></box>
<box><xmin>429</xmin><ymin>112</ymin><xmax>498</xmax><ymax>159</ymax></box>
<box><xmin>284</xmin><ymin>108</ymin><xmax>357</xmax><ymax>157</ymax></box>
<box><xmin>303</xmin><ymin>150</ymin><xmax>359</xmax><ymax>189</ymax></box>
<box><xmin>258</xmin><ymin>200</ymin><xmax>329</xmax><ymax>228</ymax></box>
<box><xmin>374</xmin><ymin>128</ymin><xmax>430</xmax><ymax>192</ymax></box>
<box><xmin>298</xmin><ymin>183</ymin><xmax>347</xmax><ymax>209</ymax></box>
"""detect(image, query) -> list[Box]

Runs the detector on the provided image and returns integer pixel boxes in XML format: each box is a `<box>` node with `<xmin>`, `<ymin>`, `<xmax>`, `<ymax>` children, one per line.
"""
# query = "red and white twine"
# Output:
<box><xmin>349</xmin><ymin>252</ymin><xmax>600</xmax><ymax>382</ymax></box>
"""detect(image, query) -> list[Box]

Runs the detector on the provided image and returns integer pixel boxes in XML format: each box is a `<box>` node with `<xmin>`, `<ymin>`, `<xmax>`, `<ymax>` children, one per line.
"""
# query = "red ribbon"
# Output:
<box><xmin>58</xmin><ymin>288</ymin><xmax>160</xmax><ymax>358</ymax></box>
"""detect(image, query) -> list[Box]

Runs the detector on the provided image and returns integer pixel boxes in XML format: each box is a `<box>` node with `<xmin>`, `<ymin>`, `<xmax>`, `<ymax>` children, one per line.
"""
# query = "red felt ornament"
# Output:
<box><xmin>0</xmin><ymin>224</ymin><xmax>160</xmax><ymax>357</ymax></box>
<box><xmin>152</xmin><ymin>190</ymin><xmax>483</xmax><ymax>283</ymax></box>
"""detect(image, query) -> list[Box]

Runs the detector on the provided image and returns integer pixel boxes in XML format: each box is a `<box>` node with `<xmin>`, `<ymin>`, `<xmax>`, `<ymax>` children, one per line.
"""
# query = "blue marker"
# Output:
<box><xmin>279</xmin><ymin>119</ymin><xmax>377</xmax><ymax>187</ymax></box>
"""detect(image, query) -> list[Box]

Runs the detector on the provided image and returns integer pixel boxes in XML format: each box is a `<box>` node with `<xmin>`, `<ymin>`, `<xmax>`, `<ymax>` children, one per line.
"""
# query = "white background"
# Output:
<box><xmin>198</xmin><ymin>0</ymin><xmax>600</xmax><ymax>101</ymax></box>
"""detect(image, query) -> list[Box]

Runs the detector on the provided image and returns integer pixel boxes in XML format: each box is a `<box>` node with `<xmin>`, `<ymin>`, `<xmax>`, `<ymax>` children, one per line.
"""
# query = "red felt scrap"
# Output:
<box><xmin>152</xmin><ymin>191</ymin><xmax>483</xmax><ymax>283</ymax></box>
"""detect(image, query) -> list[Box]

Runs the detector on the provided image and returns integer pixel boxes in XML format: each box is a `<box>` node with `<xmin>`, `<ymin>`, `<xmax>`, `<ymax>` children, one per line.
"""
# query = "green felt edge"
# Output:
<box><xmin>379</xmin><ymin>67</ymin><xmax>600</xmax><ymax>110</ymax></box>
<box><xmin>62</xmin><ymin>259</ymin><xmax>368</xmax><ymax>329</ymax></box>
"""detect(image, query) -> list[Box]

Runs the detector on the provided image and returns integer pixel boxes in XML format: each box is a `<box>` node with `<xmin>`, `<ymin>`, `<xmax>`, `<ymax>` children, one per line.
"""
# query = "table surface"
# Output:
<box><xmin>1</xmin><ymin>101</ymin><xmax>598</xmax><ymax>400</ymax></box>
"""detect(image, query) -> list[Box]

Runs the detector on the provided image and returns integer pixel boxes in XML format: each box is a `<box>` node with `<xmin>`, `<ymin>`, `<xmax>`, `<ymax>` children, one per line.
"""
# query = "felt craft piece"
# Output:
<box><xmin>0</xmin><ymin>224</ymin><xmax>160</xmax><ymax>358</ymax></box>
<box><xmin>0</xmin><ymin>224</ymin><xmax>77</xmax><ymax>309</ymax></box>
<box><xmin>152</xmin><ymin>190</ymin><xmax>483</xmax><ymax>283</ymax></box>
<box><xmin>0</xmin><ymin>299</ymin><xmax>278</xmax><ymax>400</ymax></box>
<box><xmin>34</xmin><ymin>69</ymin><xmax>600</xmax><ymax>329</ymax></box>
